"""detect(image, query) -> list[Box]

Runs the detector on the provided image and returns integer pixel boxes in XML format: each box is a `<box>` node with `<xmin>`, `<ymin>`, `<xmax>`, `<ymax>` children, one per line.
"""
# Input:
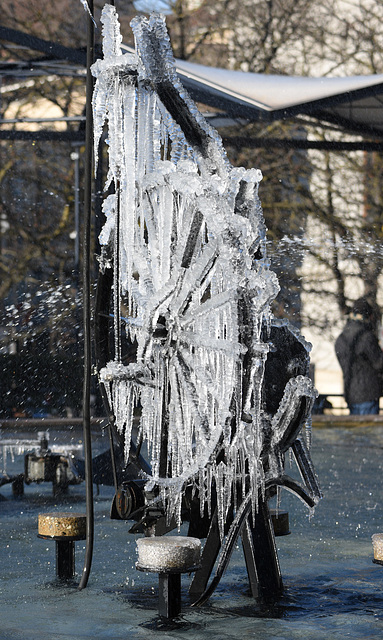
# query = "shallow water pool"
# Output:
<box><xmin>1</xmin><ymin>425</ymin><xmax>383</xmax><ymax>639</ymax></box>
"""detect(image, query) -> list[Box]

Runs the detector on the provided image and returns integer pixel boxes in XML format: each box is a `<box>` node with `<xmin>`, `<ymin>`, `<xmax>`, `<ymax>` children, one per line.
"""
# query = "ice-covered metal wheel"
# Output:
<box><xmin>93</xmin><ymin>6</ymin><xmax>320</xmax><ymax>540</ymax></box>
<box><xmin>94</xmin><ymin>157</ymin><xmax>263</xmax><ymax>523</ymax></box>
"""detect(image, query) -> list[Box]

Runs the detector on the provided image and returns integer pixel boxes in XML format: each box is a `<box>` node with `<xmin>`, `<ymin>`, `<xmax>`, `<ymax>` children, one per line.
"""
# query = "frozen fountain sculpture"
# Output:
<box><xmin>93</xmin><ymin>4</ymin><xmax>322</xmax><ymax>604</ymax></box>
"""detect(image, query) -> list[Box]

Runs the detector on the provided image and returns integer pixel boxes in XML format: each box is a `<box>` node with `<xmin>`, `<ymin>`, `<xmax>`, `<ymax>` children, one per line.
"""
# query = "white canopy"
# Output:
<box><xmin>172</xmin><ymin>57</ymin><xmax>383</xmax><ymax>136</ymax></box>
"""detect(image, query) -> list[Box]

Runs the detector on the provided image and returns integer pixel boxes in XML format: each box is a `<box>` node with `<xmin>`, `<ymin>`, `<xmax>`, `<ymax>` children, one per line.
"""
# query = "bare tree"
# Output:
<box><xmin>3</xmin><ymin>0</ymin><xmax>383</xmax><ymax>337</ymax></box>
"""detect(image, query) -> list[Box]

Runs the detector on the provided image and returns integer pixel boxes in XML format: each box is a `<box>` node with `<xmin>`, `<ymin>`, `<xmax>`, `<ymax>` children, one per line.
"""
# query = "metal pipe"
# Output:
<box><xmin>78</xmin><ymin>0</ymin><xmax>95</xmax><ymax>591</ymax></box>
<box><xmin>73</xmin><ymin>149</ymin><xmax>80</xmax><ymax>272</ymax></box>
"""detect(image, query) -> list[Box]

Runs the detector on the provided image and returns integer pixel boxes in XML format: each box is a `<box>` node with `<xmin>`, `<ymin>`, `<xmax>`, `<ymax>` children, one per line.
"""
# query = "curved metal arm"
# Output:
<box><xmin>191</xmin><ymin>473</ymin><xmax>317</xmax><ymax>606</ymax></box>
<box><xmin>292</xmin><ymin>437</ymin><xmax>322</xmax><ymax>503</ymax></box>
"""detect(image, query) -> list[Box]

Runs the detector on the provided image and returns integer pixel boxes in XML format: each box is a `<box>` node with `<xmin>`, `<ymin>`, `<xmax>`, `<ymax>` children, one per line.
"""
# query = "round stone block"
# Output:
<box><xmin>136</xmin><ymin>535</ymin><xmax>201</xmax><ymax>573</ymax></box>
<box><xmin>38</xmin><ymin>513</ymin><xmax>86</xmax><ymax>540</ymax></box>
<box><xmin>372</xmin><ymin>533</ymin><xmax>383</xmax><ymax>564</ymax></box>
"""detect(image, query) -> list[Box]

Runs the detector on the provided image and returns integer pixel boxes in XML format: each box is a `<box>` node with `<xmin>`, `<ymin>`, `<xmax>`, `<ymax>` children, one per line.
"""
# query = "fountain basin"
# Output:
<box><xmin>1</xmin><ymin>424</ymin><xmax>383</xmax><ymax>639</ymax></box>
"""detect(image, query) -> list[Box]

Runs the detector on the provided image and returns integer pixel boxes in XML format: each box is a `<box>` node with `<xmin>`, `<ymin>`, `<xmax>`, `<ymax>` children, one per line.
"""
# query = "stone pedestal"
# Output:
<box><xmin>38</xmin><ymin>512</ymin><xmax>86</xmax><ymax>579</ymax></box>
<box><xmin>136</xmin><ymin>536</ymin><xmax>201</xmax><ymax>618</ymax></box>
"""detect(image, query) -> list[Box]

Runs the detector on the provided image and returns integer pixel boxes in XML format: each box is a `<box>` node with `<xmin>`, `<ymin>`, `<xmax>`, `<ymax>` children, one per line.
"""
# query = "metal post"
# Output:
<box><xmin>56</xmin><ymin>540</ymin><xmax>75</xmax><ymax>579</ymax></box>
<box><xmin>241</xmin><ymin>499</ymin><xmax>283</xmax><ymax>601</ymax></box>
<box><xmin>158</xmin><ymin>573</ymin><xmax>181</xmax><ymax>618</ymax></box>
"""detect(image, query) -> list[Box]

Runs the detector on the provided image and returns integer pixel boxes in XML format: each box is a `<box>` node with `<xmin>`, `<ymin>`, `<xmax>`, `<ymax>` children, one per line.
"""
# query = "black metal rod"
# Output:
<box><xmin>241</xmin><ymin>518</ymin><xmax>259</xmax><ymax>598</ymax></box>
<box><xmin>108</xmin><ymin>420</ymin><xmax>119</xmax><ymax>491</ymax></box>
<box><xmin>158</xmin><ymin>573</ymin><xmax>181</xmax><ymax>618</ymax></box>
<box><xmin>189</xmin><ymin>508</ymin><xmax>221</xmax><ymax>598</ymax></box>
<box><xmin>0</xmin><ymin>130</ymin><xmax>85</xmax><ymax>141</ymax></box>
<box><xmin>56</xmin><ymin>540</ymin><xmax>75</xmax><ymax>579</ymax></box>
<box><xmin>2</xmin><ymin>129</ymin><xmax>383</xmax><ymax>152</ymax></box>
<box><xmin>222</xmin><ymin>136</ymin><xmax>383</xmax><ymax>152</ymax></box>
<box><xmin>0</xmin><ymin>25</ymin><xmax>86</xmax><ymax>65</ymax></box>
<box><xmin>78</xmin><ymin>0</ymin><xmax>95</xmax><ymax>592</ymax></box>
<box><xmin>243</xmin><ymin>500</ymin><xmax>283</xmax><ymax>601</ymax></box>
<box><xmin>0</xmin><ymin>417</ymin><xmax>107</xmax><ymax>427</ymax></box>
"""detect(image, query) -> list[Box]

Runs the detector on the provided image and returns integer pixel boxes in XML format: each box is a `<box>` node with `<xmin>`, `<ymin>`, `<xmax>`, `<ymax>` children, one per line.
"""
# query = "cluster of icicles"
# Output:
<box><xmin>93</xmin><ymin>4</ymin><xmax>314</xmax><ymax>536</ymax></box>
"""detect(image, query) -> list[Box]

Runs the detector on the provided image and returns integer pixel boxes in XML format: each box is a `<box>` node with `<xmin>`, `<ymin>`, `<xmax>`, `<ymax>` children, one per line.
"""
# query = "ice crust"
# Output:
<box><xmin>136</xmin><ymin>536</ymin><xmax>201</xmax><ymax>571</ymax></box>
<box><xmin>93</xmin><ymin>5</ymin><xmax>318</xmax><ymax>534</ymax></box>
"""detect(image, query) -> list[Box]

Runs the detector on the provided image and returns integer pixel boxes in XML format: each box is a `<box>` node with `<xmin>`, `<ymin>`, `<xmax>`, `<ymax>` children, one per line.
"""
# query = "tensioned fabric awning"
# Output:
<box><xmin>172</xmin><ymin>58</ymin><xmax>383</xmax><ymax>137</ymax></box>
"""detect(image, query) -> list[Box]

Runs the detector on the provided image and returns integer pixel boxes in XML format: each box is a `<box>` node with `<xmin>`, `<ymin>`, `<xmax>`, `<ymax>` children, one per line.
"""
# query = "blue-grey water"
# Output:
<box><xmin>1</xmin><ymin>425</ymin><xmax>383</xmax><ymax>639</ymax></box>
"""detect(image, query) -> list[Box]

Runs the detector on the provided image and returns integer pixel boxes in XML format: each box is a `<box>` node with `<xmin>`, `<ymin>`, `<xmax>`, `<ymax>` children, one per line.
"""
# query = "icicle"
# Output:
<box><xmin>78</xmin><ymin>0</ymin><xmax>96</xmax><ymax>26</ymax></box>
